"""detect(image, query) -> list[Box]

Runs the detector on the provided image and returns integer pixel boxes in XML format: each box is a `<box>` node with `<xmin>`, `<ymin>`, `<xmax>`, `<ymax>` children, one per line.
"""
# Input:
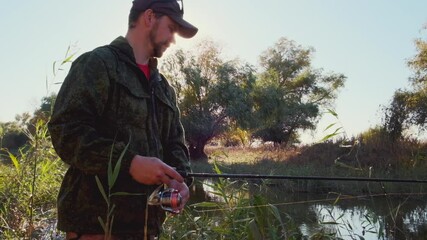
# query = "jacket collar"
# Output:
<box><xmin>109</xmin><ymin>36</ymin><xmax>158</xmax><ymax>71</ymax></box>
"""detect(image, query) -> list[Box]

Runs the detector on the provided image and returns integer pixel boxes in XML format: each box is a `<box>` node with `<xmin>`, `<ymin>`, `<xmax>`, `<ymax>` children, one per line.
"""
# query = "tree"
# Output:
<box><xmin>384</xmin><ymin>25</ymin><xmax>427</xmax><ymax>139</ymax></box>
<box><xmin>252</xmin><ymin>38</ymin><xmax>346</xmax><ymax>145</ymax></box>
<box><xmin>0</xmin><ymin>120</ymin><xmax>29</xmax><ymax>159</ymax></box>
<box><xmin>0</xmin><ymin>94</ymin><xmax>56</xmax><ymax>159</ymax></box>
<box><xmin>162</xmin><ymin>40</ymin><xmax>255</xmax><ymax>160</ymax></box>
<box><xmin>28</xmin><ymin>93</ymin><xmax>56</xmax><ymax>132</ymax></box>
<box><xmin>406</xmin><ymin>29</ymin><xmax>427</xmax><ymax>128</ymax></box>
<box><xmin>382</xmin><ymin>90</ymin><xmax>411</xmax><ymax>141</ymax></box>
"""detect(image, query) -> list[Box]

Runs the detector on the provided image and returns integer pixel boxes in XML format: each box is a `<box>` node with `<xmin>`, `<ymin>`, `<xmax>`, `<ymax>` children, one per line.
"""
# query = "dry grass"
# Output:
<box><xmin>205</xmin><ymin>146</ymin><xmax>297</xmax><ymax>164</ymax></box>
<box><xmin>193</xmin><ymin>136</ymin><xmax>427</xmax><ymax>181</ymax></box>
<box><xmin>190</xmin><ymin>140</ymin><xmax>427</xmax><ymax>195</ymax></box>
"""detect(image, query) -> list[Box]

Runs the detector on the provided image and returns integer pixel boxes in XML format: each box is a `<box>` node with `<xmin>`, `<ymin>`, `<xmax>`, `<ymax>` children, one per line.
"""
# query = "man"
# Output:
<box><xmin>48</xmin><ymin>0</ymin><xmax>197</xmax><ymax>239</ymax></box>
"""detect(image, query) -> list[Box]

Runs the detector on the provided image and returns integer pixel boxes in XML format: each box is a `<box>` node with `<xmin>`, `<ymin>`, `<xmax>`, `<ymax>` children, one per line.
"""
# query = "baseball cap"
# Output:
<box><xmin>131</xmin><ymin>0</ymin><xmax>198</xmax><ymax>38</ymax></box>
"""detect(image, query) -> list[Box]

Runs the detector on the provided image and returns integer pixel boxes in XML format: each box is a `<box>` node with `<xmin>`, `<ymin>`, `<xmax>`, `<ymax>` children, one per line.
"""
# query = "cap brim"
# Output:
<box><xmin>169</xmin><ymin>15</ymin><xmax>198</xmax><ymax>39</ymax></box>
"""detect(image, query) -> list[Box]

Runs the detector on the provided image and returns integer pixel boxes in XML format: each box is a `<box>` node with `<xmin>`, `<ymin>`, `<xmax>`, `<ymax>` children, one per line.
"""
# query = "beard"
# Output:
<box><xmin>152</xmin><ymin>41</ymin><xmax>168</xmax><ymax>58</ymax></box>
<box><xmin>149</xmin><ymin>24</ymin><xmax>169</xmax><ymax>58</ymax></box>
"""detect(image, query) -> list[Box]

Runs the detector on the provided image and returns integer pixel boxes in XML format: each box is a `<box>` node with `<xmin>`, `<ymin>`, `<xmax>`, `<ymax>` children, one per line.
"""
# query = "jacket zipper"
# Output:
<box><xmin>151</xmin><ymin>83</ymin><xmax>160</xmax><ymax>155</ymax></box>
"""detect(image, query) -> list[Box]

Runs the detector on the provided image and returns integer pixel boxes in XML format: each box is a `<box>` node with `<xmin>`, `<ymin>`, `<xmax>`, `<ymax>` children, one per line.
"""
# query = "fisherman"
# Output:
<box><xmin>48</xmin><ymin>0</ymin><xmax>197</xmax><ymax>239</ymax></box>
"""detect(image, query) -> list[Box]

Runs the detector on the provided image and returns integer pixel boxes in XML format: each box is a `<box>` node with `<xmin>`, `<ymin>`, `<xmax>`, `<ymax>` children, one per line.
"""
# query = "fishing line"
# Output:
<box><xmin>179</xmin><ymin>171</ymin><xmax>427</xmax><ymax>184</ymax></box>
<box><xmin>190</xmin><ymin>192</ymin><xmax>427</xmax><ymax>213</ymax></box>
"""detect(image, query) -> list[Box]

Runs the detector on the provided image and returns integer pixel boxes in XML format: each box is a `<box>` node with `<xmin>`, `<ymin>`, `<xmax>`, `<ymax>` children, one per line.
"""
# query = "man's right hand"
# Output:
<box><xmin>129</xmin><ymin>155</ymin><xmax>184</xmax><ymax>185</ymax></box>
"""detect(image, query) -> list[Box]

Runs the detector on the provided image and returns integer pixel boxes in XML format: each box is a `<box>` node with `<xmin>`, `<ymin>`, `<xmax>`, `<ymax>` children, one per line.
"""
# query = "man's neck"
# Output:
<box><xmin>125</xmin><ymin>32</ymin><xmax>150</xmax><ymax>65</ymax></box>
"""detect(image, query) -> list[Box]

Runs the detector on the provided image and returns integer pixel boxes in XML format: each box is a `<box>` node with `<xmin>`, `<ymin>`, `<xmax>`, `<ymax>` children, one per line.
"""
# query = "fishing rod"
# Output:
<box><xmin>178</xmin><ymin>171</ymin><xmax>427</xmax><ymax>184</ymax></box>
<box><xmin>154</xmin><ymin>172</ymin><xmax>427</xmax><ymax>213</ymax></box>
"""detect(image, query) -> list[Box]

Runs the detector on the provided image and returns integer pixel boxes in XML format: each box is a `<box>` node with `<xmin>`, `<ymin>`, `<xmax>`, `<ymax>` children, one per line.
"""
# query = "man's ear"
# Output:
<box><xmin>142</xmin><ymin>9</ymin><xmax>156</xmax><ymax>28</ymax></box>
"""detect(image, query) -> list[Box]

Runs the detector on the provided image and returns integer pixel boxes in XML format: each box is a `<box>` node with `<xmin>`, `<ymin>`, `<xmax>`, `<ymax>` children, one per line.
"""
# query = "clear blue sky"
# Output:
<box><xmin>1</xmin><ymin>0</ymin><xmax>426</xmax><ymax>143</ymax></box>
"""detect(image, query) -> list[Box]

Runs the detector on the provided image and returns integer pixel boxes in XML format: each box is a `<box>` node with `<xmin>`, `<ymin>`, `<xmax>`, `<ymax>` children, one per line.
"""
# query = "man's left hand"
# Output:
<box><xmin>167</xmin><ymin>179</ymin><xmax>190</xmax><ymax>213</ymax></box>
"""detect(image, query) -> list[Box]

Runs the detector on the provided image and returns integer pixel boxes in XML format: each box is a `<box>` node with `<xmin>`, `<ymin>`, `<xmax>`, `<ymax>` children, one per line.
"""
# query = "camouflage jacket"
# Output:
<box><xmin>48</xmin><ymin>36</ymin><xmax>191</xmax><ymax>235</ymax></box>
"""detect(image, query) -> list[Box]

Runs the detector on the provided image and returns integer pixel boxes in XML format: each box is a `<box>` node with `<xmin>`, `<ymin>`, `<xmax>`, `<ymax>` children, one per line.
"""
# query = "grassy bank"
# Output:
<box><xmin>1</xmin><ymin>125</ymin><xmax>427</xmax><ymax>239</ymax></box>
<box><xmin>191</xmin><ymin>140</ymin><xmax>427</xmax><ymax>195</ymax></box>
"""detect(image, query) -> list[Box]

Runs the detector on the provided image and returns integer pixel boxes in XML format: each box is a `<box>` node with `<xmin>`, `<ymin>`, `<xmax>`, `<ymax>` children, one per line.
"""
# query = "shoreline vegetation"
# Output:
<box><xmin>192</xmin><ymin>140</ymin><xmax>427</xmax><ymax>196</ymax></box>
<box><xmin>1</xmin><ymin>120</ymin><xmax>427</xmax><ymax>239</ymax></box>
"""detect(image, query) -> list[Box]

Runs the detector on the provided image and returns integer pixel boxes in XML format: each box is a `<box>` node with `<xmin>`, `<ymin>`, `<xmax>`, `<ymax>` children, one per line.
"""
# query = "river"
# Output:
<box><xmin>189</xmin><ymin>179</ymin><xmax>427</xmax><ymax>239</ymax></box>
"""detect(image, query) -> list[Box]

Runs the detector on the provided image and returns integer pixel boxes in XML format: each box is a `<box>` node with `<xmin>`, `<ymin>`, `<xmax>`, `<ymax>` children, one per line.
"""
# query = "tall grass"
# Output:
<box><xmin>95</xmin><ymin>136</ymin><xmax>146</xmax><ymax>240</ymax></box>
<box><xmin>0</xmin><ymin>119</ymin><xmax>65</xmax><ymax>239</ymax></box>
<box><xmin>162</xmin><ymin>162</ymin><xmax>292</xmax><ymax>240</ymax></box>
<box><xmin>198</xmin><ymin>131</ymin><xmax>427</xmax><ymax>195</ymax></box>
<box><xmin>1</xmin><ymin>119</ymin><xmax>426</xmax><ymax>239</ymax></box>
<box><xmin>0</xmin><ymin>46</ymin><xmax>75</xmax><ymax>240</ymax></box>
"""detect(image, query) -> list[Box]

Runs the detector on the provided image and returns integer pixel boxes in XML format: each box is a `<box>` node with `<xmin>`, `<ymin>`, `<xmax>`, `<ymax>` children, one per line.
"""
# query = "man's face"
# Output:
<box><xmin>149</xmin><ymin>15</ymin><xmax>178</xmax><ymax>58</ymax></box>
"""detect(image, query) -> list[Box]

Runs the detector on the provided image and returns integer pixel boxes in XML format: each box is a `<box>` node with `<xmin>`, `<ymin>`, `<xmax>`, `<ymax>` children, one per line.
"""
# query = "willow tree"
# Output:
<box><xmin>252</xmin><ymin>37</ymin><xmax>346</xmax><ymax>145</ymax></box>
<box><xmin>162</xmin><ymin>41</ymin><xmax>255</xmax><ymax>160</ymax></box>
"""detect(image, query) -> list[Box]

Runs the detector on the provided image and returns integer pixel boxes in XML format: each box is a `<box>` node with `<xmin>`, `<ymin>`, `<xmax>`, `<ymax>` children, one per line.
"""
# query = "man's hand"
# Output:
<box><xmin>167</xmin><ymin>179</ymin><xmax>190</xmax><ymax>213</ymax></box>
<box><xmin>129</xmin><ymin>155</ymin><xmax>184</xmax><ymax>185</ymax></box>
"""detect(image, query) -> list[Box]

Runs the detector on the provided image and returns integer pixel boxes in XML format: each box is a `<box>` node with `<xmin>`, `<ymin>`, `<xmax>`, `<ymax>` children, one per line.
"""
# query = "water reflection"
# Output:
<box><xmin>190</xmin><ymin>179</ymin><xmax>427</xmax><ymax>239</ymax></box>
<box><xmin>304</xmin><ymin>204</ymin><xmax>382</xmax><ymax>239</ymax></box>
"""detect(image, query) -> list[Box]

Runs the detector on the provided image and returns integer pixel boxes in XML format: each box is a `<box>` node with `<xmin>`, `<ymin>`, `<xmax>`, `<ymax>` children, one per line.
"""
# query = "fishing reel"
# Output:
<box><xmin>148</xmin><ymin>185</ymin><xmax>182</xmax><ymax>213</ymax></box>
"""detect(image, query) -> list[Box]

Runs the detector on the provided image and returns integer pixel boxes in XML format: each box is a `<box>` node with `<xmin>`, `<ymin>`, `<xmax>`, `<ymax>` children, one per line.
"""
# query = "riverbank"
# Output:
<box><xmin>1</xmin><ymin>130</ymin><xmax>427</xmax><ymax>239</ymax></box>
<box><xmin>190</xmin><ymin>142</ymin><xmax>427</xmax><ymax>195</ymax></box>
<box><xmin>172</xmin><ymin>143</ymin><xmax>427</xmax><ymax>239</ymax></box>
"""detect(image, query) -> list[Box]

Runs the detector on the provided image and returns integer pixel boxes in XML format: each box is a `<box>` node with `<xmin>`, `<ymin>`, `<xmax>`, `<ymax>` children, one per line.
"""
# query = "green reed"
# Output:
<box><xmin>0</xmin><ymin>119</ymin><xmax>65</xmax><ymax>239</ymax></box>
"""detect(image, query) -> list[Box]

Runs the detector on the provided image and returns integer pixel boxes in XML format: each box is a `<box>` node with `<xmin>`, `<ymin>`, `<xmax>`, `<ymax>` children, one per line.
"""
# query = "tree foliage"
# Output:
<box><xmin>0</xmin><ymin>120</ymin><xmax>29</xmax><ymax>157</ymax></box>
<box><xmin>162</xmin><ymin>40</ymin><xmax>255</xmax><ymax>160</ymax></box>
<box><xmin>382</xmin><ymin>90</ymin><xmax>411</xmax><ymax>141</ymax></box>
<box><xmin>252</xmin><ymin>38</ymin><xmax>345</xmax><ymax>145</ymax></box>
<box><xmin>0</xmin><ymin>95</ymin><xmax>56</xmax><ymax>160</ymax></box>
<box><xmin>406</xmin><ymin>31</ymin><xmax>427</xmax><ymax>128</ymax></box>
<box><xmin>384</xmin><ymin>26</ymin><xmax>427</xmax><ymax>139</ymax></box>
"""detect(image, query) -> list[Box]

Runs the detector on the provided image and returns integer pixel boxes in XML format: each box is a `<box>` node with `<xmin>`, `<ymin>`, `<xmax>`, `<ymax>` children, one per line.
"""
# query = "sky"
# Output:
<box><xmin>1</xmin><ymin>0</ymin><xmax>426</xmax><ymax>143</ymax></box>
